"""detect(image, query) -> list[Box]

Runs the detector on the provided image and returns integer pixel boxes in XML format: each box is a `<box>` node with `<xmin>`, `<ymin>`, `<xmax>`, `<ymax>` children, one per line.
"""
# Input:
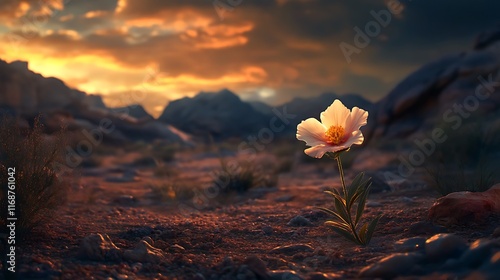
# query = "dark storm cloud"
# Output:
<box><xmin>1</xmin><ymin>0</ymin><xmax>499</xmax><ymax>110</ymax></box>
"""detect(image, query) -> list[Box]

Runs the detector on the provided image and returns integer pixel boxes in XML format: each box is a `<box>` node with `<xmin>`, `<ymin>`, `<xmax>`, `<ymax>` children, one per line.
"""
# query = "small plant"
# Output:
<box><xmin>296</xmin><ymin>99</ymin><xmax>380</xmax><ymax>246</ymax></box>
<box><xmin>425</xmin><ymin>121</ymin><xmax>499</xmax><ymax>196</ymax></box>
<box><xmin>213</xmin><ymin>158</ymin><xmax>277</xmax><ymax>194</ymax></box>
<box><xmin>148</xmin><ymin>182</ymin><xmax>195</xmax><ymax>202</ymax></box>
<box><xmin>0</xmin><ymin>117</ymin><xmax>69</xmax><ymax>237</ymax></box>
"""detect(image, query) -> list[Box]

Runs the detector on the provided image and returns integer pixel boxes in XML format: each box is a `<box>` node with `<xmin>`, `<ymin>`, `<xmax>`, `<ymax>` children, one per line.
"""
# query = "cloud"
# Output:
<box><xmin>0</xmin><ymin>0</ymin><xmax>498</xmax><ymax>115</ymax></box>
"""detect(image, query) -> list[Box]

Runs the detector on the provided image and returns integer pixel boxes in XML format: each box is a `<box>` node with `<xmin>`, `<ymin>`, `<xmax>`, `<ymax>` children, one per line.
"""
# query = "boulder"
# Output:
<box><xmin>429</xmin><ymin>184</ymin><xmax>500</xmax><ymax>226</ymax></box>
<box><xmin>367</xmin><ymin>27</ymin><xmax>500</xmax><ymax>141</ymax></box>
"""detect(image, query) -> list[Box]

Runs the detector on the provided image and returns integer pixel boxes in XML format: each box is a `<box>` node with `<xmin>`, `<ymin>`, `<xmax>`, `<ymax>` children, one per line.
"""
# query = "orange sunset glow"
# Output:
<box><xmin>0</xmin><ymin>0</ymin><xmax>496</xmax><ymax>117</ymax></box>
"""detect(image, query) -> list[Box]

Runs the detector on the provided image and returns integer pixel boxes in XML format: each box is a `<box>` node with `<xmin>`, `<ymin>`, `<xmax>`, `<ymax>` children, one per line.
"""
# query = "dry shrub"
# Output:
<box><xmin>0</xmin><ymin>117</ymin><xmax>69</xmax><ymax>237</ymax></box>
<box><xmin>212</xmin><ymin>158</ymin><xmax>278</xmax><ymax>194</ymax></box>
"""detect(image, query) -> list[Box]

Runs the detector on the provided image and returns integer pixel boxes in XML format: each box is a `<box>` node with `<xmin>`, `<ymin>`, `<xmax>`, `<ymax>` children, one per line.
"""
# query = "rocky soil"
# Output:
<box><xmin>5</xmin><ymin>149</ymin><xmax>500</xmax><ymax>280</ymax></box>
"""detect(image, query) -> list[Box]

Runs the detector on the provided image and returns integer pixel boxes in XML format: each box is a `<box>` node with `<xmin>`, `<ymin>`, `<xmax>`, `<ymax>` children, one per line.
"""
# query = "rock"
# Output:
<box><xmin>268</xmin><ymin>270</ymin><xmax>303</xmax><ymax>280</ymax></box>
<box><xmin>429</xmin><ymin>184</ymin><xmax>500</xmax><ymax>226</ymax></box>
<box><xmin>112</xmin><ymin>195</ymin><xmax>138</xmax><ymax>205</ymax></box>
<box><xmin>395</xmin><ymin>237</ymin><xmax>426</xmax><ymax>252</ymax></box>
<box><xmin>367</xmin><ymin>27</ymin><xmax>500</xmax><ymax>141</ymax></box>
<box><xmin>236</xmin><ymin>265</ymin><xmax>257</xmax><ymax>280</ymax></box>
<box><xmin>458</xmin><ymin>239</ymin><xmax>500</xmax><ymax>268</ymax></box>
<box><xmin>366</xmin><ymin>201</ymin><xmax>382</xmax><ymax>207</ymax></box>
<box><xmin>123</xmin><ymin>240</ymin><xmax>164</xmax><ymax>263</ymax></box>
<box><xmin>275</xmin><ymin>194</ymin><xmax>295</xmax><ymax>202</ymax></box>
<box><xmin>142</xmin><ymin>236</ymin><xmax>154</xmax><ymax>246</ymax></box>
<box><xmin>170</xmin><ymin>244</ymin><xmax>186</xmax><ymax>252</ymax></box>
<box><xmin>287</xmin><ymin>216</ymin><xmax>313</xmax><ymax>227</ymax></box>
<box><xmin>408</xmin><ymin>221</ymin><xmax>447</xmax><ymax>235</ymax></box>
<box><xmin>307</xmin><ymin>272</ymin><xmax>342</xmax><ymax>280</ymax></box>
<box><xmin>359</xmin><ymin>253</ymin><xmax>424</xmax><ymax>279</ymax></box>
<box><xmin>425</xmin><ymin>234</ymin><xmax>467</xmax><ymax>261</ymax></box>
<box><xmin>270</xmin><ymin>244</ymin><xmax>314</xmax><ymax>255</ymax></box>
<box><xmin>243</xmin><ymin>255</ymin><xmax>268</xmax><ymax>279</ymax></box>
<box><xmin>262</xmin><ymin>226</ymin><xmax>273</xmax><ymax>235</ymax></box>
<box><xmin>78</xmin><ymin>233</ymin><xmax>122</xmax><ymax>261</ymax></box>
<box><xmin>364</xmin><ymin>171</ymin><xmax>393</xmax><ymax>193</ymax></box>
<box><xmin>493</xmin><ymin>227</ymin><xmax>500</xmax><ymax>238</ymax></box>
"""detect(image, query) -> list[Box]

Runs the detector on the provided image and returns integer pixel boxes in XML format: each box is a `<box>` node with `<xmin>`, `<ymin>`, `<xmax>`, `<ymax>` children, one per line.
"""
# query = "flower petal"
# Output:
<box><xmin>344</xmin><ymin>130</ymin><xmax>364</xmax><ymax>147</ymax></box>
<box><xmin>320</xmin><ymin>99</ymin><xmax>350</xmax><ymax>128</ymax></box>
<box><xmin>345</xmin><ymin>107</ymin><xmax>368</xmax><ymax>134</ymax></box>
<box><xmin>296</xmin><ymin>118</ymin><xmax>326</xmax><ymax>147</ymax></box>
<box><xmin>304</xmin><ymin>144</ymin><xmax>347</xmax><ymax>158</ymax></box>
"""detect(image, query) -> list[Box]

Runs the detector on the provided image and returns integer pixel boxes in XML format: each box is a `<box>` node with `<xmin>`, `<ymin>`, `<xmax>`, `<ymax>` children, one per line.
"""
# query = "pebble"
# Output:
<box><xmin>458</xmin><ymin>239</ymin><xmax>500</xmax><ymax>268</ymax></box>
<box><xmin>142</xmin><ymin>236</ymin><xmax>154</xmax><ymax>245</ymax></box>
<box><xmin>262</xmin><ymin>225</ymin><xmax>273</xmax><ymax>235</ymax></box>
<box><xmin>275</xmin><ymin>194</ymin><xmax>295</xmax><ymax>202</ymax></box>
<box><xmin>270</xmin><ymin>244</ymin><xmax>314</xmax><ymax>255</ymax></box>
<box><xmin>112</xmin><ymin>195</ymin><xmax>138</xmax><ymax>206</ymax></box>
<box><xmin>243</xmin><ymin>256</ymin><xmax>268</xmax><ymax>279</ymax></box>
<box><xmin>359</xmin><ymin>253</ymin><xmax>424</xmax><ymax>278</ymax></box>
<box><xmin>425</xmin><ymin>234</ymin><xmax>467</xmax><ymax>261</ymax></box>
<box><xmin>366</xmin><ymin>201</ymin><xmax>383</xmax><ymax>207</ymax></box>
<box><xmin>268</xmin><ymin>270</ymin><xmax>304</xmax><ymax>280</ymax></box>
<box><xmin>170</xmin><ymin>244</ymin><xmax>186</xmax><ymax>252</ymax></box>
<box><xmin>78</xmin><ymin>233</ymin><xmax>122</xmax><ymax>261</ymax></box>
<box><xmin>307</xmin><ymin>272</ymin><xmax>342</xmax><ymax>280</ymax></box>
<box><xmin>399</xmin><ymin>197</ymin><xmax>415</xmax><ymax>203</ymax></box>
<box><xmin>123</xmin><ymin>240</ymin><xmax>164</xmax><ymax>263</ymax></box>
<box><xmin>287</xmin><ymin>215</ymin><xmax>313</xmax><ymax>227</ymax></box>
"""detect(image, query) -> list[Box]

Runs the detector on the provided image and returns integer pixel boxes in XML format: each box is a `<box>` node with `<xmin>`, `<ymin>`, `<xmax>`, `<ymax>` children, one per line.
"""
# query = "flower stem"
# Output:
<box><xmin>335</xmin><ymin>155</ymin><xmax>362</xmax><ymax>244</ymax></box>
<box><xmin>336</xmin><ymin>156</ymin><xmax>347</xmax><ymax>197</ymax></box>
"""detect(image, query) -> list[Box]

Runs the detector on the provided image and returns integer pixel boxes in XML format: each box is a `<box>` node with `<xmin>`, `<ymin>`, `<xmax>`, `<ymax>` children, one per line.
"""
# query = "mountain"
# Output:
<box><xmin>366</xmin><ymin>26</ymin><xmax>500</xmax><ymax>140</ymax></box>
<box><xmin>110</xmin><ymin>105</ymin><xmax>154</xmax><ymax>121</ymax></box>
<box><xmin>158</xmin><ymin>89</ymin><xmax>269</xmax><ymax>140</ymax></box>
<box><xmin>0</xmin><ymin>59</ymin><xmax>185</xmax><ymax>144</ymax></box>
<box><xmin>281</xmin><ymin>92</ymin><xmax>372</xmax><ymax>127</ymax></box>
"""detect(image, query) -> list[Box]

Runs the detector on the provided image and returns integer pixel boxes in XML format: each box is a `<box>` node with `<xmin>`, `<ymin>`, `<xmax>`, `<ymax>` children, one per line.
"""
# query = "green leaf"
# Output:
<box><xmin>315</xmin><ymin>207</ymin><xmax>349</xmax><ymax>224</ymax></box>
<box><xmin>325</xmin><ymin>220</ymin><xmax>352</xmax><ymax>232</ymax></box>
<box><xmin>324</xmin><ymin>190</ymin><xmax>346</xmax><ymax>206</ymax></box>
<box><xmin>365</xmin><ymin>215</ymin><xmax>381</xmax><ymax>244</ymax></box>
<box><xmin>357</xmin><ymin>222</ymin><xmax>369</xmax><ymax>245</ymax></box>
<box><xmin>328</xmin><ymin>225</ymin><xmax>359</xmax><ymax>244</ymax></box>
<box><xmin>347</xmin><ymin>172</ymin><xmax>364</xmax><ymax>205</ymax></box>
<box><xmin>334</xmin><ymin>196</ymin><xmax>351</xmax><ymax>224</ymax></box>
<box><xmin>355</xmin><ymin>182</ymin><xmax>371</xmax><ymax>226</ymax></box>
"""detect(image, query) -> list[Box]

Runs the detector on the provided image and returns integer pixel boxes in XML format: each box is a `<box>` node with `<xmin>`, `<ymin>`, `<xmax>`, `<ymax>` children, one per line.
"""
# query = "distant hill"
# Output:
<box><xmin>110</xmin><ymin>105</ymin><xmax>154</xmax><ymax>121</ymax></box>
<box><xmin>0</xmin><ymin>59</ymin><xmax>185</xmax><ymax>144</ymax></box>
<box><xmin>158</xmin><ymin>89</ymin><xmax>269</xmax><ymax>140</ymax></box>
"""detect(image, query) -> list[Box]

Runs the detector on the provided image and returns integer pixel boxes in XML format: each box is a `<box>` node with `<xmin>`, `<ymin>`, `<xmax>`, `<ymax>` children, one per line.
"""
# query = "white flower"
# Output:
<box><xmin>296</xmin><ymin>99</ymin><xmax>368</xmax><ymax>158</ymax></box>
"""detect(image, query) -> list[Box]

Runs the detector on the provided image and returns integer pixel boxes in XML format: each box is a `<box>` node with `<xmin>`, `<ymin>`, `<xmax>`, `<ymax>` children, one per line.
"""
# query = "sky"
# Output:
<box><xmin>0</xmin><ymin>0</ymin><xmax>499</xmax><ymax>116</ymax></box>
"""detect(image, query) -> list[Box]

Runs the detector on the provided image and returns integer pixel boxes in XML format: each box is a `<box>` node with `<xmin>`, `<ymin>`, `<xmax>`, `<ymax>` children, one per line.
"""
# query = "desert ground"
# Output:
<box><xmin>7</xmin><ymin>140</ymin><xmax>500</xmax><ymax>280</ymax></box>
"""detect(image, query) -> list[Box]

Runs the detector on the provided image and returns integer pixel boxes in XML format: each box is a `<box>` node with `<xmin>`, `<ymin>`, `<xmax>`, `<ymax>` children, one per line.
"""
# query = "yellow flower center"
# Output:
<box><xmin>325</xmin><ymin>125</ymin><xmax>346</xmax><ymax>145</ymax></box>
